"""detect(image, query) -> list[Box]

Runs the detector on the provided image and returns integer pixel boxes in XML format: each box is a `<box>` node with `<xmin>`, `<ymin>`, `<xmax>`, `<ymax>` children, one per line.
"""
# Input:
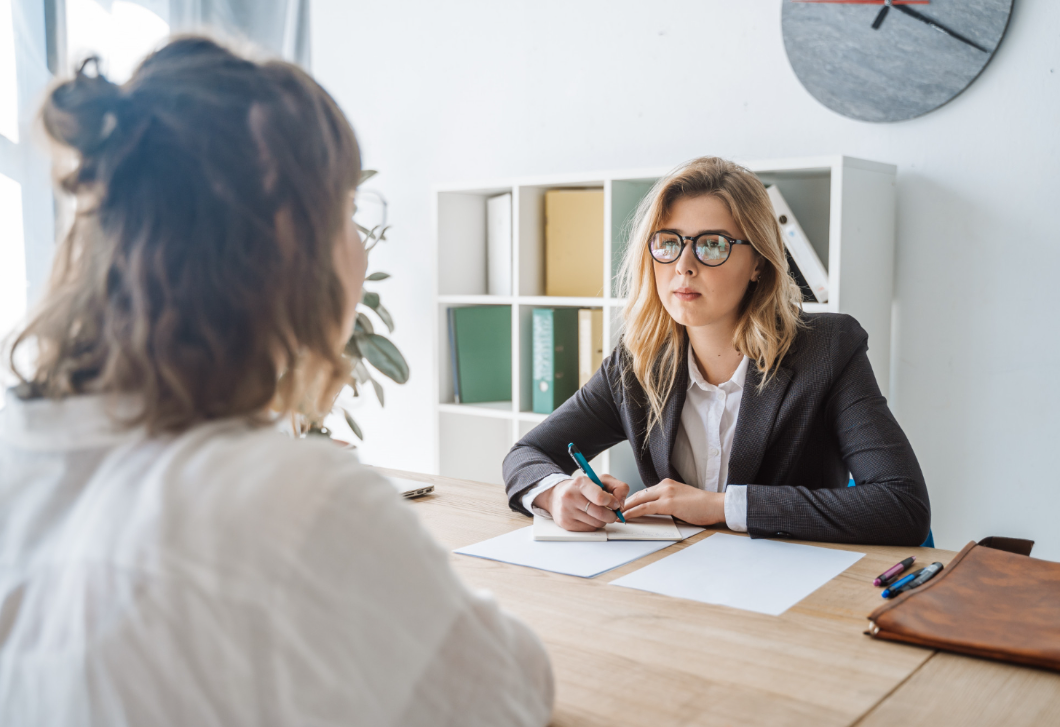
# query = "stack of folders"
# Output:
<box><xmin>766</xmin><ymin>185</ymin><xmax>829</xmax><ymax>304</ymax></box>
<box><xmin>447</xmin><ymin>306</ymin><xmax>512</xmax><ymax>404</ymax></box>
<box><xmin>532</xmin><ymin>308</ymin><xmax>603</xmax><ymax>414</ymax></box>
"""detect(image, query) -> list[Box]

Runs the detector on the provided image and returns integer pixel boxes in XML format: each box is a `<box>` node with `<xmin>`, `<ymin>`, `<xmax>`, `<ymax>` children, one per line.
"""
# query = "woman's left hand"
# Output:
<box><xmin>621</xmin><ymin>479</ymin><xmax>726</xmax><ymax>526</ymax></box>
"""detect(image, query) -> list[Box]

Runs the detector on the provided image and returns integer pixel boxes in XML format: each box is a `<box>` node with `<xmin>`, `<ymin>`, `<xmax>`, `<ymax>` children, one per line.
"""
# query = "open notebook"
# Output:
<box><xmin>533</xmin><ymin>513</ymin><xmax>682</xmax><ymax>541</ymax></box>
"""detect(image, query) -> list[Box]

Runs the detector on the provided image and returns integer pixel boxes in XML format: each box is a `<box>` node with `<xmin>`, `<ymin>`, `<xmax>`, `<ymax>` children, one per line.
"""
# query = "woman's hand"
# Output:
<box><xmin>533</xmin><ymin>475</ymin><xmax>630</xmax><ymax>532</ymax></box>
<box><xmin>621</xmin><ymin>479</ymin><xmax>726</xmax><ymax>526</ymax></box>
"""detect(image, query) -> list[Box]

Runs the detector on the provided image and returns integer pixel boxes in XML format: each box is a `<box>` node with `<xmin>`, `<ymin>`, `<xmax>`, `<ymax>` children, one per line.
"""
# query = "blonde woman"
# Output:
<box><xmin>0</xmin><ymin>38</ymin><xmax>552</xmax><ymax>726</ymax></box>
<box><xmin>503</xmin><ymin>157</ymin><xmax>930</xmax><ymax>546</ymax></box>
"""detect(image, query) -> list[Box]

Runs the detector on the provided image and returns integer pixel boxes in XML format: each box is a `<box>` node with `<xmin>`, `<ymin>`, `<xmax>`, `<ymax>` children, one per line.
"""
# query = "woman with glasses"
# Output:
<box><xmin>503</xmin><ymin>156</ymin><xmax>930</xmax><ymax>545</ymax></box>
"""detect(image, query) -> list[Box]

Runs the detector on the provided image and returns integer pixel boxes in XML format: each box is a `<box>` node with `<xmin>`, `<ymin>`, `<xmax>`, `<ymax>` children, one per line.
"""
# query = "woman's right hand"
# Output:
<box><xmin>532</xmin><ymin>475</ymin><xmax>630</xmax><ymax>532</ymax></box>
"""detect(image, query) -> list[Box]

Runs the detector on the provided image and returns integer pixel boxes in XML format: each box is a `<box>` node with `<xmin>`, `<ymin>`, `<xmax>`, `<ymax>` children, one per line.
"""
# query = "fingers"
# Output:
<box><xmin>621</xmin><ymin>500</ymin><xmax>664</xmax><ymax>520</ymax></box>
<box><xmin>579</xmin><ymin>479</ymin><xmax>621</xmax><ymax>510</ymax></box>
<box><xmin>621</xmin><ymin>485</ymin><xmax>666</xmax><ymax>520</ymax></box>
<box><xmin>599</xmin><ymin>474</ymin><xmax>630</xmax><ymax>506</ymax></box>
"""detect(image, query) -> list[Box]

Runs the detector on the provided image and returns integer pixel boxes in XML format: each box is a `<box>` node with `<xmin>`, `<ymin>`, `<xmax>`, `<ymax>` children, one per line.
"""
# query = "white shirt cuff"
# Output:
<box><xmin>520</xmin><ymin>473</ymin><xmax>573</xmax><ymax>518</ymax></box>
<box><xmin>724</xmin><ymin>485</ymin><xmax>748</xmax><ymax>532</ymax></box>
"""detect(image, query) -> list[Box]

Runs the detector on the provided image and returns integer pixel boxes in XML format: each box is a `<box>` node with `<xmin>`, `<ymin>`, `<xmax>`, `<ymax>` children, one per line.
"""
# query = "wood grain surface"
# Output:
<box><xmin>856</xmin><ymin>652</ymin><xmax>1060</xmax><ymax>727</ymax></box>
<box><xmin>378</xmin><ymin>468</ymin><xmax>998</xmax><ymax>726</ymax></box>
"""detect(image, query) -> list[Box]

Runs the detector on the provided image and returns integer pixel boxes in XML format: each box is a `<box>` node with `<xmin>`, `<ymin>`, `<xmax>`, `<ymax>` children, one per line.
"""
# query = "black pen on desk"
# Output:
<box><xmin>885</xmin><ymin>562</ymin><xmax>944</xmax><ymax>598</ymax></box>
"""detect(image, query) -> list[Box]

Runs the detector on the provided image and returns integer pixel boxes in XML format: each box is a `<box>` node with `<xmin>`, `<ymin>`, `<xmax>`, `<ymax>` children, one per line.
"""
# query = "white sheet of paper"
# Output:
<box><xmin>611</xmin><ymin>532</ymin><xmax>864</xmax><ymax>615</ymax></box>
<box><xmin>455</xmin><ymin>523</ymin><xmax>704</xmax><ymax>578</ymax></box>
<box><xmin>533</xmin><ymin>514</ymin><xmax>682</xmax><ymax>541</ymax></box>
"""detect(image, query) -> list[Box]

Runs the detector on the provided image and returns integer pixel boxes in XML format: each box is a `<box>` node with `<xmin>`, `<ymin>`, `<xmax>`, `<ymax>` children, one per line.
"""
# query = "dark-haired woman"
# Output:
<box><xmin>0</xmin><ymin>38</ymin><xmax>552</xmax><ymax>726</ymax></box>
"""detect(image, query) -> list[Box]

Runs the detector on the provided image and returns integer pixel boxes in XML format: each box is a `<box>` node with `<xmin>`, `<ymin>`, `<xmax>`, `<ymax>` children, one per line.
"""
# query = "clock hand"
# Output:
<box><xmin>892</xmin><ymin>3</ymin><xmax>990</xmax><ymax>53</ymax></box>
<box><xmin>871</xmin><ymin>0</ymin><xmax>891</xmax><ymax>31</ymax></box>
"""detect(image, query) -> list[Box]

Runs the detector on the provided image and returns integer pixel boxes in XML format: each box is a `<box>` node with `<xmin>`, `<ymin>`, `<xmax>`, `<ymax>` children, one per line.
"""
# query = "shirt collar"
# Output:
<box><xmin>686</xmin><ymin>343</ymin><xmax>749</xmax><ymax>394</ymax></box>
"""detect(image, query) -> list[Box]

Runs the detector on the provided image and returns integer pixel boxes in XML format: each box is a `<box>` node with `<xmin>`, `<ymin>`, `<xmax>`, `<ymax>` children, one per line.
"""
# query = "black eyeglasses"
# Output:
<box><xmin>648</xmin><ymin>230</ymin><xmax>753</xmax><ymax>267</ymax></box>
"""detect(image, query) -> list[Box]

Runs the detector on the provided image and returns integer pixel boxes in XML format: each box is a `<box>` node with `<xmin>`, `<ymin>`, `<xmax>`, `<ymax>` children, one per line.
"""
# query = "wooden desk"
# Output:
<box><xmin>381</xmin><ymin>469</ymin><xmax>1060</xmax><ymax>727</ymax></box>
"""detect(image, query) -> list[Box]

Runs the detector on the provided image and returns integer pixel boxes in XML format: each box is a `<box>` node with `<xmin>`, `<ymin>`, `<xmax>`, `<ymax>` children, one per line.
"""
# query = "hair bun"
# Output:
<box><xmin>42</xmin><ymin>57</ymin><xmax>125</xmax><ymax>156</ymax></box>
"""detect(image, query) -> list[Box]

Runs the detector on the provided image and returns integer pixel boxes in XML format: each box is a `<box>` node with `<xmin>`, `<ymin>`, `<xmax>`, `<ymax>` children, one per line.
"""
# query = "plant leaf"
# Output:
<box><xmin>373</xmin><ymin>302</ymin><xmax>395</xmax><ymax>333</ymax></box>
<box><xmin>344</xmin><ymin>336</ymin><xmax>361</xmax><ymax>358</ymax></box>
<box><xmin>353</xmin><ymin>358</ymin><xmax>371</xmax><ymax>384</ymax></box>
<box><xmin>355</xmin><ymin>332</ymin><xmax>409</xmax><ymax>384</ymax></box>
<box><xmin>359</xmin><ymin>169</ymin><xmax>377</xmax><ymax>184</ymax></box>
<box><xmin>343</xmin><ymin>409</ymin><xmax>364</xmax><ymax>440</ymax></box>
<box><xmin>370</xmin><ymin>376</ymin><xmax>384</xmax><ymax>406</ymax></box>
<box><xmin>355</xmin><ymin>312</ymin><xmax>374</xmax><ymax>335</ymax></box>
<box><xmin>361</xmin><ymin>290</ymin><xmax>380</xmax><ymax>309</ymax></box>
<box><xmin>365</xmin><ymin>271</ymin><xmax>390</xmax><ymax>281</ymax></box>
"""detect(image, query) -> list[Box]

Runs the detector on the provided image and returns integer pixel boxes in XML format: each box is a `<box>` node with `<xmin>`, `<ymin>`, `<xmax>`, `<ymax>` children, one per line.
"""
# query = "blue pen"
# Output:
<box><xmin>880</xmin><ymin>568</ymin><xmax>923</xmax><ymax>599</ymax></box>
<box><xmin>567</xmin><ymin>443</ymin><xmax>625</xmax><ymax>523</ymax></box>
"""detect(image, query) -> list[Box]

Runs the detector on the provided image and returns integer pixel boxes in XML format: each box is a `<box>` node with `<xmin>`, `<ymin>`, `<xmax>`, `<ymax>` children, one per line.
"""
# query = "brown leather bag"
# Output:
<box><xmin>867</xmin><ymin>537</ymin><xmax>1060</xmax><ymax>672</ymax></box>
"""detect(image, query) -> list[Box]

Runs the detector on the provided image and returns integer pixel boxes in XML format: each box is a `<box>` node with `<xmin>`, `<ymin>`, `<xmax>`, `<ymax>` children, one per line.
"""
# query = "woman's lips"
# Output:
<box><xmin>672</xmin><ymin>289</ymin><xmax>701</xmax><ymax>301</ymax></box>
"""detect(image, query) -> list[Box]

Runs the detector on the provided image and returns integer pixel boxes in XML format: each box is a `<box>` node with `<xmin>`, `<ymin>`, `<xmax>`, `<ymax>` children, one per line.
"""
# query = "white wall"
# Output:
<box><xmin>311</xmin><ymin>1</ymin><xmax>1060</xmax><ymax>560</ymax></box>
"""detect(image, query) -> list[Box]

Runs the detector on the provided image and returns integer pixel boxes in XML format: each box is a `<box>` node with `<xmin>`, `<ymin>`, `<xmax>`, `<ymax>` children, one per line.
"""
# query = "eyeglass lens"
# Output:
<box><xmin>649</xmin><ymin>232</ymin><xmax>731</xmax><ymax>266</ymax></box>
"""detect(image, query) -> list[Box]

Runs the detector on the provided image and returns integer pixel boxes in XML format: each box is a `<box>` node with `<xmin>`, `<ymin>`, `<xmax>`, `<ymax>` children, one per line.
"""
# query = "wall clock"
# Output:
<box><xmin>782</xmin><ymin>0</ymin><xmax>1014</xmax><ymax>122</ymax></box>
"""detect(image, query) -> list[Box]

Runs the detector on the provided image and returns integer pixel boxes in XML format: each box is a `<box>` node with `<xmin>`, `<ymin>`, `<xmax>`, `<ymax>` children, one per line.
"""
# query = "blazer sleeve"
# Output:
<box><xmin>746</xmin><ymin>322</ymin><xmax>932</xmax><ymax>546</ymax></box>
<box><xmin>502</xmin><ymin>347</ymin><xmax>629</xmax><ymax>515</ymax></box>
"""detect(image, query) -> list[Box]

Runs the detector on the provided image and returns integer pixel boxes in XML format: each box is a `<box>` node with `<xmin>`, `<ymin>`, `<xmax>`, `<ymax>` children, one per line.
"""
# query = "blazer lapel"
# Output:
<box><xmin>649</xmin><ymin>345</ymin><xmax>689</xmax><ymax>484</ymax></box>
<box><xmin>727</xmin><ymin>363</ymin><xmax>792</xmax><ymax>486</ymax></box>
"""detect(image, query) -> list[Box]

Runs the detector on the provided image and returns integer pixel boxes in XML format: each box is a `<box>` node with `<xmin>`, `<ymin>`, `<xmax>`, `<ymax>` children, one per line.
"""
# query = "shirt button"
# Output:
<box><xmin>709</xmin><ymin>447</ymin><xmax>720</xmax><ymax>457</ymax></box>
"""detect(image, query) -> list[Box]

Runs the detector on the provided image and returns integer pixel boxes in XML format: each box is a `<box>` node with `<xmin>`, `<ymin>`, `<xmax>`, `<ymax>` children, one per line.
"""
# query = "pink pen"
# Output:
<box><xmin>874</xmin><ymin>556</ymin><xmax>916</xmax><ymax>587</ymax></box>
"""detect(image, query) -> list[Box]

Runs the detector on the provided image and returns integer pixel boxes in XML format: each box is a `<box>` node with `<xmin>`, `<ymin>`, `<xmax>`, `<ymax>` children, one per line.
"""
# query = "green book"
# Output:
<box><xmin>532</xmin><ymin>308</ymin><xmax>579</xmax><ymax>414</ymax></box>
<box><xmin>449</xmin><ymin>306</ymin><xmax>511</xmax><ymax>404</ymax></box>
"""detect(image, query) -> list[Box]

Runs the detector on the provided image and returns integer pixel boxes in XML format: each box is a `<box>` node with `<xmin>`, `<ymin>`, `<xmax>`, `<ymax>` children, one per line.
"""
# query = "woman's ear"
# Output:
<box><xmin>751</xmin><ymin>252</ymin><xmax>765</xmax><ymax>283</ymax></box>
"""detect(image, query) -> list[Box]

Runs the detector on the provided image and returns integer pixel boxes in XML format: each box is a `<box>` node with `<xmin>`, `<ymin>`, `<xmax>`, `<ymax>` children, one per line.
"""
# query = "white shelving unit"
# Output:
<box><xmin>433</xmin><ymin>156</ymin><xmax>897</xmax><ymax>487</ymax></box>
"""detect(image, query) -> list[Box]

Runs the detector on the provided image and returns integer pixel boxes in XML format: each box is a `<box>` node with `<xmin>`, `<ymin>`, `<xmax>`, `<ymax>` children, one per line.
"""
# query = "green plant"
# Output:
<box><xmin>310</xmin><ymin>170</ymin><xmax>409</xmax><ymax>442</ymax></box>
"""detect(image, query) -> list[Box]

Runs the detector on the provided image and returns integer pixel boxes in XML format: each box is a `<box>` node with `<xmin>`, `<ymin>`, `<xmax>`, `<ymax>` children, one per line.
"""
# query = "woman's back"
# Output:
<box><xmin>0</xmin><ymin>393</ymin><xmax>552</xmax><ymax>725</ymax></box>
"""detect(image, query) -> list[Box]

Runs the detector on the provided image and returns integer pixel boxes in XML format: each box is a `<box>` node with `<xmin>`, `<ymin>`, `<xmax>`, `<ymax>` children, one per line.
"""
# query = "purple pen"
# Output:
<box><xmin>874</xmin><ymin>556</ymin><xmax>916</xmax><ymax>587</ymax></box>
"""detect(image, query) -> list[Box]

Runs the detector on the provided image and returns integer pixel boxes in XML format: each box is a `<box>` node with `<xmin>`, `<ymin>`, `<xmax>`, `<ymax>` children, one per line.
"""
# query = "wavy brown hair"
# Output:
<box><xmin>8</xmin><ymin>36</ymin><xmax>361</xmax><ymax>432</ymax></box>
<box><xmin>618</xmin><ymin>157</ymin><xmax>804</xmax><ymax>440</ymax></box>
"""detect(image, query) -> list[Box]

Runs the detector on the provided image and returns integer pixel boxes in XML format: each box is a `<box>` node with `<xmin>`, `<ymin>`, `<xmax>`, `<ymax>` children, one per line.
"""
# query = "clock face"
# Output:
<box><xmin>782</xmin><ymin>0</ymin><xmax>1013</xmax><ymax>122</ymax></box>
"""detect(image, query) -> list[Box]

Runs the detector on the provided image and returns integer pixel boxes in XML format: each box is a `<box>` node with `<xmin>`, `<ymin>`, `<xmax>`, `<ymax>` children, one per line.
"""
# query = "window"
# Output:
<box><xmin>0</xmin><ymin>171</ymin><xmax>26</xmax><ymax>340</ymax></box>
<box><xmin>66</xmin><ymin>0</ymin><xmax>170</xmax><ymax>82</ymax></box>
<box><xmin>0</xmin><ymin>0</ymin><xmax>17</xmax><ymax>142</ymax></box>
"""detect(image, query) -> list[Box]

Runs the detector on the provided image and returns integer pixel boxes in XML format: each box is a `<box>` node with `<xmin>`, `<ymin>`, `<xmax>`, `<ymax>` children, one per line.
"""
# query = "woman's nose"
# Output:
<box><xmin>676</xmin><ymin>243</ymin><xmax>698</xmax><ymax>275</ymax></box>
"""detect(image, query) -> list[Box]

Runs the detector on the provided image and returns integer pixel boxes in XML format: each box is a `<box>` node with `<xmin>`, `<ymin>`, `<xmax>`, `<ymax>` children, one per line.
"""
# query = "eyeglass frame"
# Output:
<box><xmin>647</xmin><ymin>230</ymin><xmax>754</xmax><ymax>267</ymax></box>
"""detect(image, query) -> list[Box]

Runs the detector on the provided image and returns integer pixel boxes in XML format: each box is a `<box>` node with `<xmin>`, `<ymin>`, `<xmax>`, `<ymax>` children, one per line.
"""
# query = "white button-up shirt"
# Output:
<box><xmin>0</xmin><ymin>393</ymin><xmax>553</xmax><ymax>727</ymax></box>
<box><xmin>522</xmin><ymin>344</ymin><xmax>749</xmax><ymax>531</ymax></box>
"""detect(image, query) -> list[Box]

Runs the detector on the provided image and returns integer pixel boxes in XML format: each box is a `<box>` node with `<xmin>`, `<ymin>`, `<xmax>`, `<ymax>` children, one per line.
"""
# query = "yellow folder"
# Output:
<box><xmin>545</xmin><ymin>189</ymin><xmax>604</xmax><ymax>297</ymax></box>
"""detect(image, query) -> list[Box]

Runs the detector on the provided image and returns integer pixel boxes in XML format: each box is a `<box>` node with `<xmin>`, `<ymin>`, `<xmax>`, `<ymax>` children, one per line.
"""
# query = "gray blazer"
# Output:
<box><xmin>503</xmin><ymin>313</ymin><xmax>931</xmax><ymax>546</ymax></box>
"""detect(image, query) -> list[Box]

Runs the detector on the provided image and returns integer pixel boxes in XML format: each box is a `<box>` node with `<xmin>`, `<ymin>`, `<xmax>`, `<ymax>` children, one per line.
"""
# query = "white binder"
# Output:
<box><xmin>767</xmin><ymin>185</ymin><xmax>829</xmax><ymax>304</ymax></box>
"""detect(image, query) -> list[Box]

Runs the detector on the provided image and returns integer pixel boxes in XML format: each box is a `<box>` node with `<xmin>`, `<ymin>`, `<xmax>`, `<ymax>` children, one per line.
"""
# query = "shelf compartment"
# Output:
<box><xmin>437</xmin><ymin>188</ymin><xmax>513</xmax><ymax>296</ymax></box>
<box><xmin>516</xmin><ymin>183</ymin><xmax>606</xmax><ymax>298</ymax></box>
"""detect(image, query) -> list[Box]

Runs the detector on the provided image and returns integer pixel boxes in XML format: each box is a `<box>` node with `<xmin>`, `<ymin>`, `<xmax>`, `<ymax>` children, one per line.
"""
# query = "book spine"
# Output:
<box><xmin>447</xmin><ymin>307</ymin><xmax>460</xmax><ymax>404</ymax></box>
<box><xmin>578</xmin><ymin>309</ymin><xmax>593</xmax><ymax>388</ymax></box>
<box><xmin>532</xmin><ymin>309</ymin><xmax>554</xmax><ymax>414</ymax></box>
<box><xmin>767</xmin><ymin>185</ymin><xmax>829</xmax><ymax>303</ymax></box>
<box><xmin>552</xmin><ymin>308</ymin><xmax>580</xmax><ymax>408</ymax></box>
<box><xmin>487</xmin><ymin>193</ymin><xmax>512</xmax><ymax>296</ymax></box>
<box><xmin>578</xmin><ymin>309</ymin><xmax>604</xmax><ymax>387</ymax></box>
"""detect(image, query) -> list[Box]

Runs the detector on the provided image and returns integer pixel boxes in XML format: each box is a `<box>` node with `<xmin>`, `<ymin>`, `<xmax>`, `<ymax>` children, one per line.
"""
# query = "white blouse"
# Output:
<box><xmin>523</xmin><ymin>344</ymin><xmax>749</xmax><ymax>531</ymax></box>
<box><xmin>0</xmin><ymin>394</ymin><xmax>553</xmax><ymax>727</ymax></box>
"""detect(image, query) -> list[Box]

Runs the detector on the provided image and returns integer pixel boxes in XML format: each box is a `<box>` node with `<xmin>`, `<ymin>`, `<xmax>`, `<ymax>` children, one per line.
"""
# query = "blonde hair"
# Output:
<box><xmin>617</xmin><ymin>156</ymin><xmax>804</xmax><ymax>440</ymax></box>
<box><xmin>8</xmin><ymin>37</ymin><xmax>360</xmax><ymax>432</ymax></box>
